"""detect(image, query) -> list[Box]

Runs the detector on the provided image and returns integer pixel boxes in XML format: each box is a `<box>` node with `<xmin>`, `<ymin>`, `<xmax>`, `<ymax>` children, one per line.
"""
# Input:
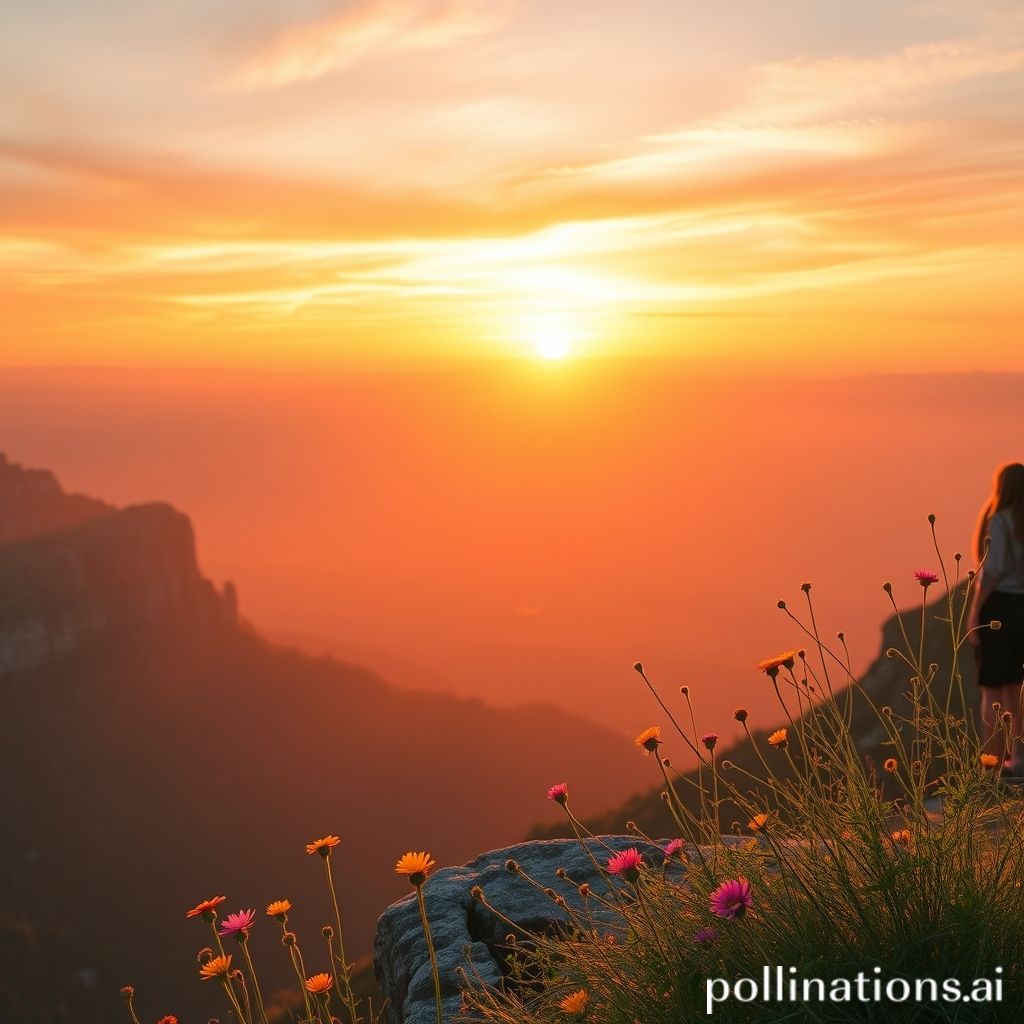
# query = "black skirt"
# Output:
<box><xmin>976</xmin><ymin>591</ymin><xmax>1024</xmax><ymax>688</ymax></box>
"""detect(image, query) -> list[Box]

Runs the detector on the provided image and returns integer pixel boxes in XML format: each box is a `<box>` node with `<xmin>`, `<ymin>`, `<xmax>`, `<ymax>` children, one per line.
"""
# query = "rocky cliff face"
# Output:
<box><xmin>0</xmin><ymin>453</ymin><xmax>113</xmax><ymax>543</ymax></box>
<box><xmin>0</xmin><ymin>474</ymin><xmax>234</xmax><ymax>676</ymax></box>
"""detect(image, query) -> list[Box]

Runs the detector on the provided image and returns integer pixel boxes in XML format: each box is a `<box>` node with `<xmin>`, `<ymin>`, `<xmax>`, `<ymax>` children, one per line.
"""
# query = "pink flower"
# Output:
<box><xmin>547</xmin><ymin>782</ymin><xmax>569</xmax><ymax>804</ymax></box>
<box><xmin>709</xmin><ymin>878</ymin><xmax>753</xmax><ymax>919</ymax></box>
<box><xmin>915</xmin><ymin>570</ymin><xmax>940</xmax><ymax>587</ymax></box>
<box><xmin>663</xmin><ymin>839</ymin><xmax>684</xmax><ymax>861</ymax></box>
<box><xmin>607</xmin><ymin>848</ymin><xmax>644</xmax><ymax>880</ymax></box>
<box><xmin>694</xmin><ymin>927</ymin><xmax>718</xmax><ymax>945</ymax></box>
<box><xmin>218</xmin><ymin>909</ymin><xmax>256</xmax><ymax>939</ymax></box>
<box><xmin>701</xmin><ymin>732</ymin><xmax>719</xmax><ymax>751</ymax></box>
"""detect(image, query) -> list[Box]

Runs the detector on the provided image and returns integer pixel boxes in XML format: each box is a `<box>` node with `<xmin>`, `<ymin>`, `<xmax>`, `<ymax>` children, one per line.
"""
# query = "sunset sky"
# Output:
<box><xmin>4</xmin><ymin>0</ymin><xmax>1023</xmax><ymax>370</ymax></box>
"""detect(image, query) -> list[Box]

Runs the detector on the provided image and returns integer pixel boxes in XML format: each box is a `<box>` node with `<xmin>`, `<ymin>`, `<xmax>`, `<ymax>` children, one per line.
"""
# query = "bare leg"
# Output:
<box><xmin>1005</xmin><ymin>683</ymin><xmax>1024</xmax><ymax>773</ymax></box>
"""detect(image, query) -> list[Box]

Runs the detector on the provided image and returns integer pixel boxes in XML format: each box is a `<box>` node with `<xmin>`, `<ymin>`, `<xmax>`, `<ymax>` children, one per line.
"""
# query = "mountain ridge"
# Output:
<box><xmin>0</xmin><ymin>453</ymin><xmax>647</xmax><ymax>1024</ymax></box>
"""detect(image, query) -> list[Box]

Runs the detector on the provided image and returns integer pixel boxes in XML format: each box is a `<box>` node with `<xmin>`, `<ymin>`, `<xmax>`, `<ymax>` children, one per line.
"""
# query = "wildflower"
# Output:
<box><xmin>981</xmin><ymin>753</ymin><xmax>1001</xmax><ymax>769</ymax></box>
<box><xmin>396</xmin><ymin>851</ymin><xmax>436</xmax><ymax>885</ymax></box>
<box><xmin>218</xmin><ymin>909</ymin><xmax>255</xmax><ymax>939</ymax></box>
<box><xmin>559</xmin><ymin>990</ymin><xmax>589</xmax><ymax>1015</ymax></box>
<box><xmin>710</xmin><ymin>878</ymin><xmax>753</xmax><ymax>919</ymax></box>
<box><xmin>757</xmin><ymin>651</ymin><xmax>798</xmax><ymax>677</ymax></box>
<box><xmin>891</xmin><ymin>829</ymin><xmax>912</xmax><ymax>846</ymax></box>
<box><xmin>120</xmin><ymin>986</ymin><xmax>134</xmax><ymax>1000</ymax></box>
<box><xmin>663</xmin><ymin>838</ymin><xmax>685</xmax><ymax>861</ymax></box>
<box><xmin>1002</xmin><ymin>711</ymin><xmax>1014</xmax><ymax>724</ymax></box>
<box><xmin>734</xmin><ymin>708</ymin><xmax>748</xmax><ymax>723</ymax></box>
<box><xmin>305</xmin><ymin>973</ymin><xmax>334</xmax><ymax>996</ymax></box>
<box><xmin>767</xmin><ymin>728</ymin><xmax>788</xmax><ymax>749</ymax></box>
<box><xmin>748</xmin><ymin>813</ymin><xmax>768</xmax><ymax>832</ymax></box>
<box><xmin>157</xmin><ymin>1017</ymin><xmax>179</xmax><ymax>1024</ymax></box>
<box><xmin>547</xmin><ymin>783</ymin><xmax>569</xmax><ymax>804</ymax></box>
<box><xmin>701</xmin><ymin>732</ymin><xmax>719</xmax><ymax>751</ymax></box>
<box><xmin>915</xmin><ymin>570</ymin><xmax>940</xmax><ymax>587</ymax></box>
<box><xmin>606</xmin><ymin>848</ymin><xmax>644</xmax><ymax>882</ymax></box>
<box><xmin>185</xmin><ymin>896</ymin><xmax>227</xmax><ymax>920</ymax></box>
<box><xmin>694</xmin><ymin>927</ymin><xmax>718</xmax><ymax>946</ymax></box>
<box><xmin>306</xmin><ymin>835</ymin><xmax>341</xmax><ymax>857</ymax></box>
<box><xmin>265</xmin><ymin>900</ymin><xmax>291</xmax><ymax>921</ymax></box>
<box><xmin>634</xmin><ymin>726</ymin><xmax>662</xmax><ymax>754</ymax></box>
<box><xmin>884</xmin><ymin>758</ymin><xmax>898</xmax><ymax>773</ymax></box>
<box><xmin>199</xmin><ymin>955</ymin><xmax>232</xmax><ymax>981</ymax></box>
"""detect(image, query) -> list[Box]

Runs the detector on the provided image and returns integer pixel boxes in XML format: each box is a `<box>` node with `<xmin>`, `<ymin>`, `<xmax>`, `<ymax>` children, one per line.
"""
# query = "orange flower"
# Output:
<box><xmin>265</xmin><ymin>900</ymin><xmax>292</xmax><ymax>919</ymax></box>
<box><xmin>748</xmin><ymin>813</ymin><xmax>768</xmax><ymax>832</ymax></box>
<box><xmin>767</xmin><ymin>728</ymin><xmax>788</xmax><ymax>749</ymax></box>
<box><xmin>980</xmin><ymin>753</ymin><xmax>1001</xmax><ymax>769</ymax></box>
<box><xmin>305</xmin><ymin>973</ymin><xmax>334</xmax><ymax>996</ymax></box>
<box><xmin>634</xmin><ymin>726</ymin><xmax>662</xmax><ymax>754</ymax></box>
<box><xmin>199</xmin><ymin>954</ymin><xmax>232</xmax><ymax>980</ymax></box>
<box><xmin>559</xmin><ymin>990</ymin><xmax>589</xmax><ymax>1014</ymax></box>
<box><xmin>883</xmin><ymin>758</ymin><xmax>898</xmax><ymax>773</ymax></box>
<box><xmin>757</xmin><ymin>650</ymin><xmax>799</xmax><ymax>675</ymax></box>
<box><xmin>306</xmin><ymin>835</ymin><xmax>341</xmax><ymax>857</ymax></box>
<box><xmin>185</xmin><ymin>896</ymin><xmax>226</xmax><ymax>919</ymax></box>
<box><xmin>891</xmin><ymin>829</ymin><xmax>912</xmax><ymax>845</ymax></box>
<box><xmin>395</xmin><ymin>851</ymin><xmax>436</xmax><ymax>882</ymax></box>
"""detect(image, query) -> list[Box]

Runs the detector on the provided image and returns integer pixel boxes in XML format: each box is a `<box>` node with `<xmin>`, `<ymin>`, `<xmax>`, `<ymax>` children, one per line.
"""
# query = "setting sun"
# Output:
<box><xmin>535</xmin><ymin>331</ymin><xmax>571</xmax><ymax>361</ymax></box>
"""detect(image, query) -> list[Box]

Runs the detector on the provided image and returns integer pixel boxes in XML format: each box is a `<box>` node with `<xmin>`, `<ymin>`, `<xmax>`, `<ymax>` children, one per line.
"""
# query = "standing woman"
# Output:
<box><xmin>968</xmin><ymin>462</ymin><xmax>1024</xmax><ymax>771</ymax></box>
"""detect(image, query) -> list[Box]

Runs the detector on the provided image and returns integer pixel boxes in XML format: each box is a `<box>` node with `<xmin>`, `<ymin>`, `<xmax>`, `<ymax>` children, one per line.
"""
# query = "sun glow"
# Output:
<box><xmin>528</xmin><ymin>314</ymin><xmax>576</xmax><ymax>361</ymax></box>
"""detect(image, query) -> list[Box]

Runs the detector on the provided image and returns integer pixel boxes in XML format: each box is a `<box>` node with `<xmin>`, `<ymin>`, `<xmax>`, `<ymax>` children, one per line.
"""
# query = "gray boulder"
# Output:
<box><xmin>373</xmin><ymin>835</ymin><xmax>732</xmax><ymax>1024</ymax></box>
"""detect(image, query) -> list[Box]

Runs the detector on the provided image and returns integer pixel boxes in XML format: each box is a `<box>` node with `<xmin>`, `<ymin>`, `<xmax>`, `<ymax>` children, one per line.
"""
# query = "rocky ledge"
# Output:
<box><xmin>373</xmin><ymin>835</ymin><xmax>746</xmax><ymax>1024</ymax></box>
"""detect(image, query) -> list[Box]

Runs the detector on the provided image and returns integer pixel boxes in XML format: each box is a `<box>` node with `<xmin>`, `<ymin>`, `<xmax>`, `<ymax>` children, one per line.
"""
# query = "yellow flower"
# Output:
<box><xmin>305</xmin><ymin>973</ymin><xmax>334</xmax><ymax>996</ymax></box>
<box><xmin>748</xmin><ymin>813</ymin><xmax>768</xmax><ymax>832</ymax></box>
<box><xmin>980</xmin><ymin>753</ymin><xmax>1000</xmax><ymax>769</ymax></box>
<box><xmin>395</xmin><ymin>851</ymin><xmax>436</xmax><ymax>883</ymax></box>
<box><xmin>757</xmin><ymin>650</ymin><xmax>799</xmax><ymax>675</ymax></box>
<box><xmin>883</xmin><ymin>758</ymin><xmax>898</xmax><ymax>773</ymax></box>
<box><xmin>559</xmin><ymin>989</ymin><xmax>589</xmax><ymax>1014</ymax></box>
<box><xmin>634</xmin><ymin>726</ymin><xmax>662</xmax><ymax>754</ymax></box>
<box><xmin>767</xmin><ymin>728</ymin><xmax>788</xmax><ymax>748</ymax></box>
<box><xmin>265</xmin><ymin>900</ymin><xmax>292</xmax><ymax>919</ymax></box>
<box><xmin>199</xmin><ymin>954</ymin><xmax>232</xmax><ymax>981</ymax></box>
<box><xmin>306</xmin><ymin>835</ymin><xmax>341</xmax><ymax>857</ymax></box>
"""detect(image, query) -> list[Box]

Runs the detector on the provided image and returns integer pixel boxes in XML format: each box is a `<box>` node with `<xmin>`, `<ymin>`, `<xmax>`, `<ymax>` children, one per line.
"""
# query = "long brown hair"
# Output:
<box><xmin>973</xmin><ymin>462</ymin><xmax>1024</xmax><ymax>563</ymax></box>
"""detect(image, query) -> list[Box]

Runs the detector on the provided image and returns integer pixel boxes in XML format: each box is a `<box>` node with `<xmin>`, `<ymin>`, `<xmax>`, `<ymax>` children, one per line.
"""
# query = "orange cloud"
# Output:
<box><xmin>224</xmin><ymin>0</ymin><xmax>514</xmax><ymax>91</ymax></box>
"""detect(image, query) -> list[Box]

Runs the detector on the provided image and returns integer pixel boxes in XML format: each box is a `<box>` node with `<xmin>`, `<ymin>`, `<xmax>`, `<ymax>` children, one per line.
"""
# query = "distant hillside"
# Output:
<box><xmin>0</xmin><ymin>456</ymin><xmax>646</xmax><ymax>1024</ymax></box>
<box><xmin>530</xmin><ymin>586</ymin><xmax>978</xmax><ymax>840</ymax></box>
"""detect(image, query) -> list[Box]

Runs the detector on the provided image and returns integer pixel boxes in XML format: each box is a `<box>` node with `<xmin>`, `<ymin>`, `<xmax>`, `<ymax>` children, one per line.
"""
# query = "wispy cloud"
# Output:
<box><xmin>224</xmin><ymin>0</ymin><xmax>513</xmax><ymax>91</ymax></box>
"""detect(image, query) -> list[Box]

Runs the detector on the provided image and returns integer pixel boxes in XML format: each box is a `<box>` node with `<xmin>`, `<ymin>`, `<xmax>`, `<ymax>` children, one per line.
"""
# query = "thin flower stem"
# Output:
<box><xmin>220</xmin><ymin>975</ymin><xmax>249</xmax><ymax>1024</ymax></box>
<box><xmin>289</xmin><ymin>946</ymin><xmax>315</xmax><ymax>1023</ymax></box>
<box><xmin>324</xmin><ymin>857</ymin><xmax>360</xmax><ymax>1024</ymax></box>
<box><xmin>631</xmin><ymin>879</ymin><xmax>668</xmax><ymax>961</ymax></box>
<box><xmin>415</xmin><ymin>883</ymin><xmax>444</xmax><ymax>1024</ymax></box>
<box><xmin>123</xmin><ymin>993</ymin><xmax>142</xmax><ymax>1024</ymax></box>
<box><xmin>239</xmin><ymin>937</ymin><xmax>270</xmax><ymax>1024</ymax></box>
<box><xmin>208</xmin><ymin>919</ymin><xmax>228</xmax><ymax>959</ymax></box>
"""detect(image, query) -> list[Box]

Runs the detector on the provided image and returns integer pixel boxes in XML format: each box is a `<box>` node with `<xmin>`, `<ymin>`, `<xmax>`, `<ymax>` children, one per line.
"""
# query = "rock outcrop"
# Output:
<box><xmin>0</xmin><ymin>453</ymin><xmax>112</xmax><ymax>543</ymax></box>
<box><xmin>374</xmin><ymin>836</ymin><xmax>746</xmax><ymax>1024</ymax></box>
<box><xmin>0</xmin><ymin>502</ymin><xmax>228</xmax><ymax>675</ymax></box>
